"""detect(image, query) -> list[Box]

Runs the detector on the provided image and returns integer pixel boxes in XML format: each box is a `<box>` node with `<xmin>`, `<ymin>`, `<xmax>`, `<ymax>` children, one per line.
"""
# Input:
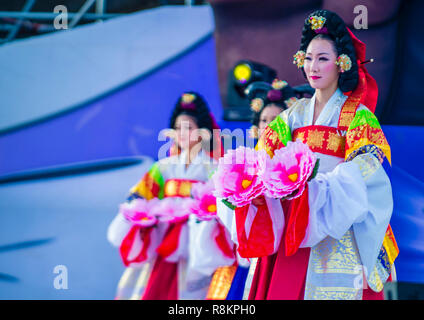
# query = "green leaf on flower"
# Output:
<box><xmin>222</xmin><ymin>198</ymin><xmax>237</xmax><ymax>210</ymax></box>
<box><xmin>308</xmin><ymin>158</ymin><xmax>320</xmax><ymax>181</ymax></box>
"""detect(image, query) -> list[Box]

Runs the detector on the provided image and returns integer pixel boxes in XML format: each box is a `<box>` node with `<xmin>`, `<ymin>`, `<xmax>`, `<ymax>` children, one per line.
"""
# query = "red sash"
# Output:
<box><xmin>292</xmin><ymin>125</ymin><xmax>345</xmax><ymax>159</ymax></box>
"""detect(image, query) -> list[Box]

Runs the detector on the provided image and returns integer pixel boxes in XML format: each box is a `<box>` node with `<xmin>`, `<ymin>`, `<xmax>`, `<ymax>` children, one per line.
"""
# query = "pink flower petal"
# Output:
<box><xmin>258</xmin><ymin>140</ymin><xmax>316</xmax><ymax>199</ymax></box>
<box><xmin>213</xmin><ymin>147</ymin><xmax>265</xmax><ymax>207</ymax></box>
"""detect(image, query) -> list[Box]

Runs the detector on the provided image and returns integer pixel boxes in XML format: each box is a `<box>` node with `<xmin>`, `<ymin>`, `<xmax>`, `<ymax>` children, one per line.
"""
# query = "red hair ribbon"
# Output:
<box><xmin>346</xmin><ymin>27</ymin><xmax>378</xmax><ymax>113</ymax></box>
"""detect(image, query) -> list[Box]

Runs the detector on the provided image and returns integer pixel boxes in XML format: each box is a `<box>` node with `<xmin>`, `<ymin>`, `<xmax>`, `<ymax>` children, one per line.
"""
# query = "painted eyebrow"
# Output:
<box><xmin>306</xmin><ymin>52</ymin><xmax>330</xmax><ymax>56</ymax></box>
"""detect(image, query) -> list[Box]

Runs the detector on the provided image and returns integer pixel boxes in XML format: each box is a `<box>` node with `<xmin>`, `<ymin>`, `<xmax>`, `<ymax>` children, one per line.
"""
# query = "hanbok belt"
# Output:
<box><xmin>164</xmin><ymin>179</ymin><xmax>198</xmax><ymax>198</ymax></box>
<box><xmin>292</xmin><ymin>125</ymin><xmax>346</xmax><ymax>158</ymax></box>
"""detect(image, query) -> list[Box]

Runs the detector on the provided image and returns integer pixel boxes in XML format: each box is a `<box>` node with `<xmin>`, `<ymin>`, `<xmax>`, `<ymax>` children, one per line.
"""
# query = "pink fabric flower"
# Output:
<box><xmin>190</xmin><ymin>180</ymin><xmax>217</xmax><ymax>221</ymax></box>
<box><xmin>258</xmin><ymin>139</ymin><xmax>317</xmax><ymax>199</ymax></box>
<box><xmin>119</xmin><ymin>198</ymin><xmax>158</xmax><ymax>227</ymax></box>
<box><xmin>150</xmin><ymin>198</ymin><xmax>191</xmax><ymax>223</ymax></box>
<box><xmin>212</xmin><ymin>146</ymin><xmax>265</xmax><ymax>207</ymax></box>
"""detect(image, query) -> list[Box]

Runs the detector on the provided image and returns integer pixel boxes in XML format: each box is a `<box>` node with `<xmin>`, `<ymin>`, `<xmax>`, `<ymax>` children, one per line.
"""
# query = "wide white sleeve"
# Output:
<box><xmin>216</xmin><ymin>197</ymin><xmax>238</xmax><ymax>246</ymax></box>
<box><xmin>300</xmin><ymin>153</ymin><xmax>393</xmax><ymax>275</ymax></box>
<box><xmin>300</xmin><ymin>159</ymin><xmax>368</xmax><ymax>247</ymax></box>
<box><xmin>187</xmin><ymin>217</ymin><xmax>235</xmax><ymax>276</ymax></box>
<box><xmin>107</xmin><ymin>212</ymin><xmax>133</xmax><ymax>247</ymax></box>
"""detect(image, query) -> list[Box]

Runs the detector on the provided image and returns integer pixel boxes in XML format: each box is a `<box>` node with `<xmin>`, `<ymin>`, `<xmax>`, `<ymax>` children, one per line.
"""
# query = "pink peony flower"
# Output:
<box><xmin>190</xmin><ymin>180</ymin><xmax>217</xmax><ymax>221</ymax></box>
<box><xmin>119</xmin><ymin>198</ymin><xmax>158</xmax><ymax>227</ymax></box>
<box><xmin>258</xmin><ymin>139</ymin><xmax>317</xmax><ymax>199</ymax></box>
<box><xmin>212</xmin><ymin>146</ymin><xmax>265</xmax><ymax>207</ymax></box>
<box><xmin>150</xmin><ymin>197</ymin><xmax>191</xmax><ymax>223</ymax></box>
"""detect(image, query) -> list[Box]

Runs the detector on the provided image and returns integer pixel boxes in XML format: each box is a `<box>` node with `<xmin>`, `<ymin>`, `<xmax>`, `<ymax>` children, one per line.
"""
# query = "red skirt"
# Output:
<box><xmin>142</xmin><ymin>255</ymin><xmax>178</xmax><ymax>300</ymax></box>
<box><xmin>248</xmin><ymin>201</ymin><xmax>384</xmax><ymax>300</ymax></box>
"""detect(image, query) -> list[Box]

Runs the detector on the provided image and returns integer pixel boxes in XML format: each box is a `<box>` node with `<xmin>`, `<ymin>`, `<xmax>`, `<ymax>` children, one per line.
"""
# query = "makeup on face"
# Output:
<box><xmin>174</xmin><ymin>114</ymin><xmax>200</xmax><ymax>151</ymax></box>
<box><xmin>304</xmin><ymin>38</ymin><xmax>340</xmax><ymax>90</ymax></box>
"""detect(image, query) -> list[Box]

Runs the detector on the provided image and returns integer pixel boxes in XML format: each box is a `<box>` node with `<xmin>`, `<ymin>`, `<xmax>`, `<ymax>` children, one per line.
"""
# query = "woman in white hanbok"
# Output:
<box><xmin>107</xmin><ymin>92</ymin><xmax>235</xmax><ymax>300</ymax></box>
<box><xmin>217</xmin><ymin>10</ymin><xmax>399</xmax><ymax>300</ymax></box>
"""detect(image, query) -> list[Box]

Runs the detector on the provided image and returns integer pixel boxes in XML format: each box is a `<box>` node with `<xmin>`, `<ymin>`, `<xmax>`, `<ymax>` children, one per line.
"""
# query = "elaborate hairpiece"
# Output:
<box><xmin>180</xmin><ymin>93</ymin><xmax>196</xmax><ymax>110</ymax></box>
<box><xmin>170</xmin><ymin>92</ymin><xmax>212</xmax><ymax>131</ymax></box>
<box><xmin>267</xmin><ymin>89</ymin><xmax>282</xmax><ymax>101</ymax></box>
<box><xmin>336</xmin><ymin>54</ymin><xmax>352</xmax><ymax>73</ymax></box>
<box><xmin>293</xmin><ymin>50</ymin><xmax>306</xmax><ymax>69</ymax></box>
<box><xmin>169</xmin><ymin>91</ymin><xmax>223</xmax><ymax>158</ymax></box>
<box><xmin>295</xmin><ymin>10</ymin><xmax>359</xmax><ymax>92</ymax></box>
<box><xmin>308</xmin><ymin>15</ymin><xmax>326</xmax><ymax>31</ymax></box>
<box><xmin>271</xmin><ymin>79</ymin><xmax>288</xmax><ymax>90</ymax></box>
<box><xmin>249</xmin><ymin>125</ymin><xmax>259</xmax><ymax>139</ymax></box>
<box><xmin>245</xmin><ymin>79</ymin><xmax>298</xmax><ymax>139</ymax></box>
<box><xmin>250</xmin><ymin>98</ymin><xmax>264</xmax><ymax>112</ymax></box>
<box><xmin>295</xmin><ymin>10</ymin><xmax>378</xmax><ymax>113</ymax></box>
<box><xmin>246</xmin><ymin>79</ymin><xmax>297</xmax><ymax>112</ymax></box>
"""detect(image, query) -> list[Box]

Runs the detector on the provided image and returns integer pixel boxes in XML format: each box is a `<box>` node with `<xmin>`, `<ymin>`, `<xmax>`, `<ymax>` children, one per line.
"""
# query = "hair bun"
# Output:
<box><xmin>169</xmin><ymin>91</ymin><xmax>214</xmax><ymax>133</ymax></box>
<box><xmin>298</xmin><ymin>10</ymin><xmax>359</xmax><ymax>92</ymax></box>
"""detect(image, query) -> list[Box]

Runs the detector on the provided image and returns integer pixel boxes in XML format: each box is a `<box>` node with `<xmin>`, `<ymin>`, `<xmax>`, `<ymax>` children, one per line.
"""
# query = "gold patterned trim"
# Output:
<box><xmin>206</xmin><ymin>265</ymin><xmax>237</xmax><ymax>300</ymax></box>
<box><xmin>164</xmin><ymin>179</ymin><xmax>195</xmax><ymax>198</ymax></box>
<box><xmin>293</xmin><ymin>125</ymin><xmax>346</xmax><ymax>158</ymax></box>
<box><xmin>305</xmin><ymin>284</ymin><xmax>361</xmax><ymax>300</ymax></box>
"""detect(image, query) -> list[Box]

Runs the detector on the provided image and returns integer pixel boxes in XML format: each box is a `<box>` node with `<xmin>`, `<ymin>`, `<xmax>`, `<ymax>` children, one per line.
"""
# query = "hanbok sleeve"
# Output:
<box><xmin>127</xmin><ymin>162</ymin><xmax>165</xmax><ymax>201</ymax></box>
<box><xmin>300</xmin><ymin>108</ymin><xmax>398</xmax><ymax>288</ymax></box>
<box><xmin>107</xmin><ymin>163</ymin><xmax>166</xmax><ymax>246</ymax></box>
<box><xmin>107</xmin><ymin>162</ymin><xmax>168</xmax><ymax>267</ymax></box>
<box><xmin>107</xmin><ymin>211</ymin><xmax>133</xmax><ymax>247</ymax></box>
<box><xmin>216</xmin><ymin>196</ymin><xmax>238</xmax><ymax>245</ymax></box>
<box><xmin>187</xmin><ymin>216</ymin><xmax>235</xmax><ymax>276</ymax></box>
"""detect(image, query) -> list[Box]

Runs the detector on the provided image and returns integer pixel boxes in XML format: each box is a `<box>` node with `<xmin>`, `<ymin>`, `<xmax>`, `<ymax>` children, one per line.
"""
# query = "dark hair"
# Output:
<box><xmin>169</xmin><ymin>91</ymin><xmax>215</xmax><ymax>152</ymax></box>
<box><xmin>251</xmin><ymin>104</ymin><xmax>284</xmax><ymax>128</ymax></box>
<box><xmin>245</xmin><ymin>80</ymin><xmax>297</xmax><ymax>127</ymax></box>
<box><xmin>169</xmin><ymin>91</ymin><xmax>214</xmax><ymax>132</ymax></box>
<box><xmin>310</xmin><ymin>33</ymin><xmax>338</xmax><ymax>55</ymax></box>
<box><xmin>298</xmin><ymin>10</ymin><xmax>358</xmax><ymax>92</ymax></box>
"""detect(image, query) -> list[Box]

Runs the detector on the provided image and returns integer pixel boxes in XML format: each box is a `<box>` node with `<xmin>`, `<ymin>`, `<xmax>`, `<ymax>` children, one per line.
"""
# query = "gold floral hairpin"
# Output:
<box><xmin>249</xmin><ymin>125</ymin><xmax>259</xmax><ymax>139</ymax></box>
<box><xmin>293</xmin><ymin>50</ymin><xmax>306</xmax><ymax>68</ymax></box>
<box><xmin>271</xmin><ymin>79</ymin><xmax>288</xmax><ymax>90</ymax></box>
<box><xmin>181</xmin><ymin>93</ymin><xmax>196</xmax><ymax>105</ymax></box>
<box><xmin>336</xmin><ymin>54</ymin><xmax>352</xmax><ymax>73</ymax></box>
<box><xmin>250</xmin><ymin>98</ymin><xmax>264</xmax><ymax>112</ymax></box>
<box><xmin>309</xmin><ymin>15</ymin><xmax>326</xmax><ymax>31</ymax></box>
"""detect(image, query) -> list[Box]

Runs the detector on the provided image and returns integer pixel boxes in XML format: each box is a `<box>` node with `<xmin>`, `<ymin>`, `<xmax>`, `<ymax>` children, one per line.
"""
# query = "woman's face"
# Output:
<box><xmin>259</xmin><ymin>104</ymin><xmax>284</xmax><ymax>135</ymax></box>
<box><xmin>174</xmin><ymin>114</ymin><xmax>200</xmax><ymax>151</ymax></box>
<box><xmin>304</xmin><ymin>38</ymin><xmax>340</xmax><ymax>91</ymax></box>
